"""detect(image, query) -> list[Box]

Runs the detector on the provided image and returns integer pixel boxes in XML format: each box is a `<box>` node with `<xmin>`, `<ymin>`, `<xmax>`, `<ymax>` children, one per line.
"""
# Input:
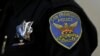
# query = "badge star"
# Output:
<box><xmin>16</xmin><ymin>20</ymin><xmax>33</xmax><ymax>41</ymax></box>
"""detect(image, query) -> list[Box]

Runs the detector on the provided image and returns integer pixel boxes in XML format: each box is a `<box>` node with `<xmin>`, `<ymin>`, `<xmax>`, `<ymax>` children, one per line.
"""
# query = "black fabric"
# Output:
<box><xmin>51</xmin><ymin>0</ymin><xmax>71</xmax><ymax>3</ymax></box>
<box><xmin>0</xmin><ymin>0</ymin><xmax>14</xmax><ymax>55</ymax></box>
<box><xmin>0</xmin><ymin>0</ymin><xmax>97</xmax><ymax>56</ymax></box>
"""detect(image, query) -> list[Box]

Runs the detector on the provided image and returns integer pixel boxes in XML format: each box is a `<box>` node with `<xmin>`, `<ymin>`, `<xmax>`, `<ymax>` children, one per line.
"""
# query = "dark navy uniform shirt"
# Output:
<box><xmin>0</xmin><ymin>0</ymin><xmax>97</xmax><ymax>56</ymax></box>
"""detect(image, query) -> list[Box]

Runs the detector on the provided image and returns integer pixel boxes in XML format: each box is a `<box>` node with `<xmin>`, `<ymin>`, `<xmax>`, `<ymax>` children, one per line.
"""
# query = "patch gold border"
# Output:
<box><xmin>49</xmin><ymin>11</ymin><xmax>82</xmax><ymax>49</ymax></box>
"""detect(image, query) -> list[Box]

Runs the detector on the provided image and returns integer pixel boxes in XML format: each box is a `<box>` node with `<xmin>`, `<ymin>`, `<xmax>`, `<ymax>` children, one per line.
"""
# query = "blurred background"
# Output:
<box><xmin>75</xmin><ymin>0</ymin><xmax>100</xmax><ymax>56</ymax></box>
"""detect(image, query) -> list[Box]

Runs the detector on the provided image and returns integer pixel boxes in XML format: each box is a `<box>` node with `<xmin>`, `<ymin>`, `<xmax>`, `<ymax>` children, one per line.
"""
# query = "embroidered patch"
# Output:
<box><xmin>49</xmin><ymin>11</ymin><xmax>82</xmax><ymax>49</ymax></box>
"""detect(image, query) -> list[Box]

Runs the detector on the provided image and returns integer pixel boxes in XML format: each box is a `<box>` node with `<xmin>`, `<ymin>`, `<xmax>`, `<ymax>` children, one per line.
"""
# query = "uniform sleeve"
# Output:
<box><xmin>74</xmin><ymin>2</ymin><xmax>98</xmax><ymax>54</ymax></box>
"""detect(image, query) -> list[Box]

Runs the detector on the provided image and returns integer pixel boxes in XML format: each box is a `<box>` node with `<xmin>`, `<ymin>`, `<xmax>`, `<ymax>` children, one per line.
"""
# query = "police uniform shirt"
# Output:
<box><xmin>0</xmin><ymin>0</ymin><xmax>97</xmax><ymax>56</ymax></box>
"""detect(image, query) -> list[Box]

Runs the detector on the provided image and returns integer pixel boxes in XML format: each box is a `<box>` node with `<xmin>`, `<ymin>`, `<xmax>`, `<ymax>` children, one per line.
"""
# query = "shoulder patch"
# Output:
<box><xmin>49</xmin><ymin>11</ymin><xmax>82</xmax><ymax>49</ymax></box>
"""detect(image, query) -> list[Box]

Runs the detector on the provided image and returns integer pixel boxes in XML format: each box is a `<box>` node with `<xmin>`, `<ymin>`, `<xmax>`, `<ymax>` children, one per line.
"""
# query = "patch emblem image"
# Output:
<box><xmin>49</xmin><ymin>11</ymin><xmax>82</xmax><ymax>49</ymax></box>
